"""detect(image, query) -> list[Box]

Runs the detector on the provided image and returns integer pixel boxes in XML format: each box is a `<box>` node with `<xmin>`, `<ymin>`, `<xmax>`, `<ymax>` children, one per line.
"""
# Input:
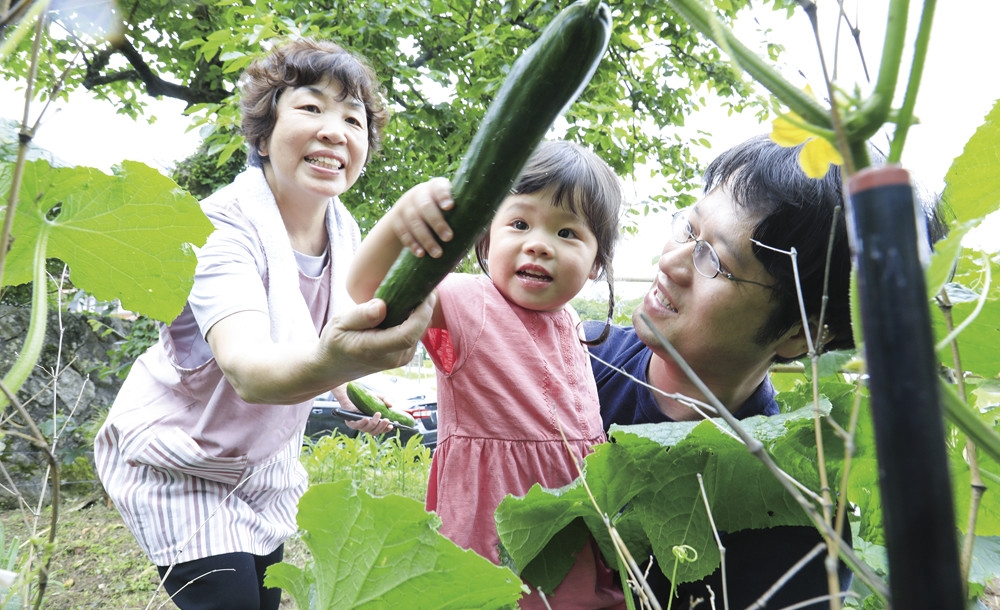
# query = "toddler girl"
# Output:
<box><xmin>347</xmin><ymin>140</ymin><xmax>624</xmax><ymax>608</ymax></box>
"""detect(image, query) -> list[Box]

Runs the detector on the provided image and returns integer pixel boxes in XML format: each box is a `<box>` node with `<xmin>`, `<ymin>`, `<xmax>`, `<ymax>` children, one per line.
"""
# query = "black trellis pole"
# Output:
<box><xmin>846</xmin><ymin>165</ymin><xmax>964</xmax><ymax>608</ymax></box>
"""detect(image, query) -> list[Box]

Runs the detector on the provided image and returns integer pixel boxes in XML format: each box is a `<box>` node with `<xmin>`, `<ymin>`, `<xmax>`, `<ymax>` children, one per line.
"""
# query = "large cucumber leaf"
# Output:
<box><xmin>1</xmin><ymin>160</ymin><xmax>212</xmax><ymax>322</ymax></box>
<box><xmin>931</xmin><ymin>97</ymin><xmax>1000</xmax><ymax>379</ymax></box>
<box><xmin>496</xmin><ymin>384</ymin><xmax>857</xmax><ymax>590</ymax></box>
<box><xmin>942</xmin><ymin>98</ymin><xmax>1000</xmax><ymax>225</ymax></box>
<box><xmin>265</xmin><ymin>480</ymin><xmax>527</xmax><ymax>609</ymax></box>
<box><xmin>931</xmin><ymin>255</ymin><xmax>1000</xmax><ymax>380</ymax></box>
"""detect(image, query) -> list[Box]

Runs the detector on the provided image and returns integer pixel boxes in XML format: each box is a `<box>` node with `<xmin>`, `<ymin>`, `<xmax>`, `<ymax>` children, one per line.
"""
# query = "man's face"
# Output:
<box><xmin>633</xmin><ymin>187</ymin><xmax>792</xmax><ymax>380</ymax></box>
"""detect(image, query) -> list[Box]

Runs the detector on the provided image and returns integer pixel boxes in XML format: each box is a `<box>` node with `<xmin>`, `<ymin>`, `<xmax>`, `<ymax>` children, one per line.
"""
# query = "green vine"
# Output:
<box><xmin>667</xmin><ymin>545</ymin><xmax>698</xmax><ymax>610</ymax></box>
<box><xmin>0</xmin><ymin>226</ymin><xmax>48</xmax><ymax>412</ymax></box>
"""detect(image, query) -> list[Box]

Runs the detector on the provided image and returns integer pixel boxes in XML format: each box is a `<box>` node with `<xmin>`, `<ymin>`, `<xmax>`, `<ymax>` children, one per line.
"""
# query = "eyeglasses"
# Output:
<box><xmin>671</xmin><ymin>211</ymin><xmax>776</xmax><ymax>289</ymax></box>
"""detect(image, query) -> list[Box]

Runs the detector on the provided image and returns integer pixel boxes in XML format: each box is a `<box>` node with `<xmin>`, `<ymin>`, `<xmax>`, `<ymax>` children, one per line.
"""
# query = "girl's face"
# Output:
<box><xmin>486</xmin><ymin>190</ymin><xmax>600</xmax><ymax>312</ymax></box>
<box><xmin>260</xmin><ymin>77</ymin><xmax>369</xmax><ymax>208</ymax></box>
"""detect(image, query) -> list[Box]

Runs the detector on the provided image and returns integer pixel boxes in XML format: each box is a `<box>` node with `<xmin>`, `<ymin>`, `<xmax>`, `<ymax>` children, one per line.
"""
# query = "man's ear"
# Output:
<box><xmin>775</xmin><ymin>320</ymin><xmax>835</xmax><ymax>360</ymax></box>
<box><xmin>774</xmin><ymin>323</ymin><xmax>809</xmax><ymax>360</ymax></box>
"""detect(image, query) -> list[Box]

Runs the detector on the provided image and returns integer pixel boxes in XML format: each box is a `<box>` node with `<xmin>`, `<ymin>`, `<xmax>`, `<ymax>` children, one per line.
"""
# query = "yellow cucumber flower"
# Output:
<box><xmin>771</xmin><ymin>113</ymin><xmax>844</xmax><ymax>179</ymax></box>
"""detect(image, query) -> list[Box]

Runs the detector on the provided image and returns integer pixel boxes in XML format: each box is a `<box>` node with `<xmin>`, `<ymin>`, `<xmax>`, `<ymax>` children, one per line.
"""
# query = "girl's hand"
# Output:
<box><xmin>392</xmin><ymin>177</ymin><xmax>454</xmax><ymax>258</ymax></box>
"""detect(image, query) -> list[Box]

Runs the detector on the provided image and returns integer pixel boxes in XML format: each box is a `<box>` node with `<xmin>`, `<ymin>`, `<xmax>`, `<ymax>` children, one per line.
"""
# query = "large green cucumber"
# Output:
<box><xmin>345</xmin><ymin>381</ymin><xmax>417</xmax><ymax>428</ymax></box>
<box><xmin>375</xmin><ymin>0</ymin><xmax>613</xmax><ymax>327</ymax></box>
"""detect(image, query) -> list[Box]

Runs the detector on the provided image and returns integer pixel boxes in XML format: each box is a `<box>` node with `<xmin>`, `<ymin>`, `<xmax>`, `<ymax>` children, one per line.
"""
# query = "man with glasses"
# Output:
<box><xmin>584</xmin><ymin>134</ymin><xmax>856</xmax><ymax>607</ymax></box>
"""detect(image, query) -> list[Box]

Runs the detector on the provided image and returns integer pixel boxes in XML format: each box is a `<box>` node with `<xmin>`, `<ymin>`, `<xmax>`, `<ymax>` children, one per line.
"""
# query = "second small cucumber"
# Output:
<box><xmin>345</xmin><ymin>382</ymin><xmax>417</xmax><ymax>428</ymax></box>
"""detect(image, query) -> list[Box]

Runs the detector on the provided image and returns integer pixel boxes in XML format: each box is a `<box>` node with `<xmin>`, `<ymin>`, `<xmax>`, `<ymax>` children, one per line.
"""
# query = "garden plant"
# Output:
<box><xmin>2</xmin><ymin>0</ymin><xmax>1000</xmax><ymax>609</ymax></box>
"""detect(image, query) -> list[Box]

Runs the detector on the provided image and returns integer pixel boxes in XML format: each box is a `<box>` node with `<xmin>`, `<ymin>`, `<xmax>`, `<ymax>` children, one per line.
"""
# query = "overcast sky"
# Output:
<box><xmin>3</xmin><ymin>1</ymin><xmax>998</xmax><ymax>290</ymax></box>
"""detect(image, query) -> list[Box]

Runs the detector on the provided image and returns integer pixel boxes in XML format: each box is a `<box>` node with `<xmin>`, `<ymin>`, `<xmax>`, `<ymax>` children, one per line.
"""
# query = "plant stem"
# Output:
<box><xmin>0</xmin><ymin>1</ymin><xmax>48</xmax><ymax>290</ymax></box>
<box><xmin>0</xmin><ymin>225</ymin><xmax>49</xmax><ymax>412</ymax></box>
<box><xmin>938</xmin><ymin>291</ymin><xmax>983</xmax><ymax>590</ymax></box>
<box><xmin>935</xmin><ymin>254</ymin><xmax>991</xmax><ymax>352</ymax></box>
<box><xmin>832</xmin><ymin>385</ymin><xmax>865</xmax><ymax>600</ymax></box>
<box><xmin>888</xmin><ymin>0</ymin><xmax>937</xmax><ymax>163</ymax></box>
<box><xmin>0</xmin><ymin>383</ymin><xmax>60</xmax><ymax>610</ymax></box>
<box><xmin>0</xmin><ymin>0</ymin><xmax>48</xmax><ymax>62</ymax></box>
<box><xmin>799</xmin><ymin>1</ymin><xmax>855</xmax><ymax>176</ymax></box>
<box><xmin>552</xmin><ymin>407</ymin><xmax>661</xmax><ymax>609</ymax></box>
<box><xmin>931</xmin><ymin>263</ymin><xmax>1000</xmax><ymax>465</ymax></box>
<box><xmin>696</xmin><ymin>474</ymin><xmax>728</xmax><ymax>610</ymax></box>
<box><xmin>761</xmin><ymin>220</ymin><xmax>842</xmax><ymax>608</ymax></box>
<box><xmin>665</xmin><ymin>0</ymin><xmax>830</xmax><ymax>128</ymax></box>
<box><xmin>940</xmin><ymin>381</ymin><xmax>1000</xmax><ymax>471</ymax></box>
<box><xmin>847</xmin><ymin>139</ymin><xmax>871</xmax><ymax>171</ymax></box>
<box><xmin>845</xmin><ymin>0</ymin><xmax>910</xmax><ymax>140</ymax></box>
<box><xmin>809</xmin><ymin>354</ymin><xmax>842</xmax><ymax>610</ymax></box>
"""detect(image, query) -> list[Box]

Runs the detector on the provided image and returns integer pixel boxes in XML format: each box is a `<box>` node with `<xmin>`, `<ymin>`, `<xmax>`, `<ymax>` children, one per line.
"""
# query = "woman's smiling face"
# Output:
<box><xmin>260</xmin><ymin>77</ymin><xmax>369</xmax><ymax>207</ymax></box>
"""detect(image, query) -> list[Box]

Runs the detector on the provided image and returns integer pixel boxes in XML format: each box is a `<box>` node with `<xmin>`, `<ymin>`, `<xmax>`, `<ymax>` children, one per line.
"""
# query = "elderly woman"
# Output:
<box><xmin>94</xmin><ymin>38</ymin><xmax>432</xmax><ymax>610</ymax></box>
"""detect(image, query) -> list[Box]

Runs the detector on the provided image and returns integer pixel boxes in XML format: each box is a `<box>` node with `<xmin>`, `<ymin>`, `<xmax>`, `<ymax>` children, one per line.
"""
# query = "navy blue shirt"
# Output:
<box><xmin>585</xmin><ymin>323</ymin><xmax>778</xmax><ymax>428</ymax></box>
<box><xmin>584</xmin><ymin>321</ymin><xmax>852</xmax><ymax>609</ymax></box>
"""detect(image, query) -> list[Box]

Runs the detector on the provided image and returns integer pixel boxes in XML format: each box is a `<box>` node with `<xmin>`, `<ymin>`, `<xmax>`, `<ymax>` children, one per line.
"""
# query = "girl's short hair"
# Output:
<box><xmin>239</xmin><ymin>38</ymin><xmax>389</xmax><ymax>168</ymax></box>
<box><xmin>476</xmin><ymin>140</ymin><xmax>623</xmax><ymax>341</ymax></box>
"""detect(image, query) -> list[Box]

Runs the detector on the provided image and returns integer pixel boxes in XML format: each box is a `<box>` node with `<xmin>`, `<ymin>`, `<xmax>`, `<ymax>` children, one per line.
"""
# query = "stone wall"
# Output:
<box><xmin>0</xmin><ymin>304</ymin><xmax>128</xmax><ymax>508</ymax></box>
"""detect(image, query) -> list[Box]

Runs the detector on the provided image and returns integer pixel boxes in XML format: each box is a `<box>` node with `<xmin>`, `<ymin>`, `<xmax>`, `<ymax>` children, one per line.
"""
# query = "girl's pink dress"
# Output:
<box><xmin>423</xmin><ymin>274</ymin><xmax>623</xmax><ymax>609</ymax></box>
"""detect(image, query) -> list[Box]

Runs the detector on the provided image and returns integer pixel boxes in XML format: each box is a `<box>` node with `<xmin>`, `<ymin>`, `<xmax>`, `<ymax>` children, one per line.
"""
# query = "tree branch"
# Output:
<box><xmin>82</xmin><ymin>37</ymin><xmax>229</xmax><ymax>105</ymax></box>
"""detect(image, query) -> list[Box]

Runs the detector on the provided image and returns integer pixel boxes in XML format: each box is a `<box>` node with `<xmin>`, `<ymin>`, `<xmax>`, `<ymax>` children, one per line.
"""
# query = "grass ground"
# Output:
<box><xmin>0</xmin><ymin>495</ymin><xmax>308</xmax><ymax>609</ymax></box>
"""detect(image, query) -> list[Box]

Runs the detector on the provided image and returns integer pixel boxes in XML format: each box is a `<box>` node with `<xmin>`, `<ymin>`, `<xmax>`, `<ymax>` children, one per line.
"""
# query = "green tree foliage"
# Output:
<box><xmin>0</xmin><ymin>0</ymin><xmax>793</xmax><ymax>231</ymax></box>
<box><xmin>573</xmin><ymin>294</ymin><xmax>642</xmax><ymax>325</ymax></box>
<box><xmin>570</xmin><ymin>296</ymin><xmax>610</xmax><ymax>323</ymax></box>
<box><xmin>170</xmin><ymin>137</ymin><xmax>246</xmax><ymax>200</ymax></box>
